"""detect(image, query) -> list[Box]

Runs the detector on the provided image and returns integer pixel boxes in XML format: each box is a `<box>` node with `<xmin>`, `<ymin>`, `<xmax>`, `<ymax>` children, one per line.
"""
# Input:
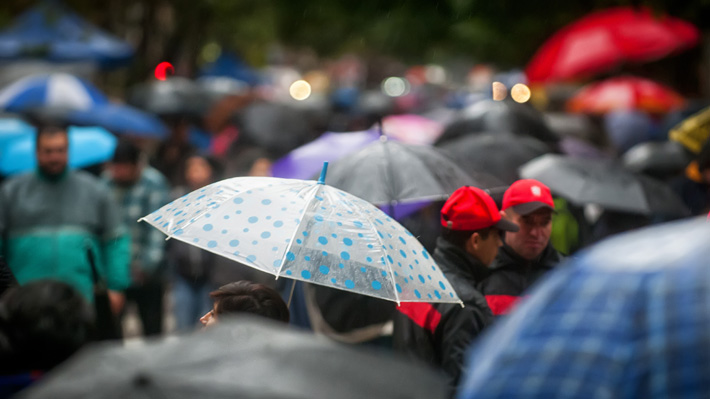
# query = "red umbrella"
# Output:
<box><xmin>566</xmin><ymin>76</ymin><xmax>685</xmax><ymax>114</ymax></box>
<box><xmin>526</xmin><ymin>7</ymin><xmax>699</xmax><ymax>84</ymax></box>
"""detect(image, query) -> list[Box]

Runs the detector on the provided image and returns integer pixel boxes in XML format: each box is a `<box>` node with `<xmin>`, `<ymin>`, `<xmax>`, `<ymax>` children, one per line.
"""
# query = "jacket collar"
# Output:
<box><xmin>491</xmin><ymin>243</ymin><xmax>561</xmax><ymax>271</ymax></box>
<box><xmin>434</xmin><ymin>237</ymin><xmax>491</xmax><ymax>284</ymax></box>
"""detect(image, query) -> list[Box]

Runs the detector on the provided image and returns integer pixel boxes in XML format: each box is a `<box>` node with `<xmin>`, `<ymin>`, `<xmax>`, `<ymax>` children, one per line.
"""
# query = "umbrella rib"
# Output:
<box><xmin>349</xmin><ymin>195</ymin><xmax>402</xmax><ymax>305</ymax></box>
<box><xmin>274</xmin><ymin>182</ymin><xmax>320</xmax><ymax>279</ymax></box>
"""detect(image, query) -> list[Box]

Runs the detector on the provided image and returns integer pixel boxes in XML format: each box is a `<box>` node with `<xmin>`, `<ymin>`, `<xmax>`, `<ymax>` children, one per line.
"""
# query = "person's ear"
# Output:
<box><xmin>466</xmin><ymin>232</ymin><xmax>480</xmax><ymax>253</ymax></box>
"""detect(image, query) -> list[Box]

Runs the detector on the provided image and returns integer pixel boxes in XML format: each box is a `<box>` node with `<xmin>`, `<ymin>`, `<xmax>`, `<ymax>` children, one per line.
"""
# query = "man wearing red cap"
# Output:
<box><xmin>393</xmin><ymin>186</ymin><xmax>518</xmax><ymax>393</ymax></box>
<box><xmin>481</xmin><ymin>179</ymin><xmax>563</xmax><ymax>317</ymax></box>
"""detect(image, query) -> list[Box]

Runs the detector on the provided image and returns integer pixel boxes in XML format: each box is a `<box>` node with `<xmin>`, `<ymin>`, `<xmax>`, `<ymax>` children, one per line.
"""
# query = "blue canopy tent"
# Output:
<box><xmin>0</xmin><ymin>0</ymin><xmax>133</xmax><ymax>69</ymax></box>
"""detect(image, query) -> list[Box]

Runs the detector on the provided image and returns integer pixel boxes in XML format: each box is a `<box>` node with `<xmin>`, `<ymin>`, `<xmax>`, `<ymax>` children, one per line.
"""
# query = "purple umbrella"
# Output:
<box><xmin>271</xmin><ymin>130</ymin><xmax>380</xmax><ymax>180</ymax></box>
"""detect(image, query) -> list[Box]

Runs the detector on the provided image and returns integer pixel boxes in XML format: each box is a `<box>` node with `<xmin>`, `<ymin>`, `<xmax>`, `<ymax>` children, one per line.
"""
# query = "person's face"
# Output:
<box><xmin>109</xmin><ymin>162</ymin><xmax>141</xmax><ymax>186</ymax></box>
<box><xmin>504</xmin><ymin>208</ymin><xmax>553</xmax><ymax>260</ymax></box>
<box><xmin>467</xmin><ymin>227</ymin><xmax>503</xmax><ymax>266</ymax></box>
<box><xmin>36</xmin><ymin>132</ymin><xmax>68</xmax><ymax>176</ymax></box>
<box><xmin>200</xmin><ymin>305</ymin><xmax>218</xmax><ymax>328</ymax></box>
<box><xmin>186</xmin><ymin>156</ymin><xmax>213</xmax><ymax>189</ymax></box>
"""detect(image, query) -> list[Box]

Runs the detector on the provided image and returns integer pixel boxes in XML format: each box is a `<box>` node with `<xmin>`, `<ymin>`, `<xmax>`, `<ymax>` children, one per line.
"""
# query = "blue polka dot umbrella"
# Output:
<box><xmin>140</xmin><ymin>163</ymin><xmax>461</xmax><ymax>305</ymax></box>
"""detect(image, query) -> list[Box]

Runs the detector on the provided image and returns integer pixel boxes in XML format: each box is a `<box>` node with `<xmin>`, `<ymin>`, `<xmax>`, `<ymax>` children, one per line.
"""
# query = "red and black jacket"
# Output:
<box><xmin>481</xmin><ymin>243</ymin><xmax>562</xmax><ymax>316</ymax></box>
<box><xmin>393</xmin><ymin>237</ymin><xmax>493</xmax><ymax>392</ymax></box>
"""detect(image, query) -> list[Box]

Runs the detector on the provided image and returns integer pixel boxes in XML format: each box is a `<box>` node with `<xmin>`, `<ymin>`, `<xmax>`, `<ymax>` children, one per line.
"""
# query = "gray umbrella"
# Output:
<box><xmin>437</xmin><ymin>133</ymin><xmax>551</xmax><ymax>185</ymax></box>
<box><xmin>622</xmin><ymin>140</ymin><xmax>692</xmax><ymax>177</ymax></box>
<box><xmin>128</xmin><ymin>77</ymin><xmax>209</xmax><ymax>117</ymax></box>
<box><xmin>19</xmin><ymin>316</ymin><xmax>447</xmax><ymax>399</ymax></box>
<box><xmin>520</xmin><ymin>154</ymin><xmax>689</xmax><ymax>217</ymax></box>
<box><xmin>325</xmin><ymin>137</ymin><xmax>481</xmax><ymax>207</ymax></box>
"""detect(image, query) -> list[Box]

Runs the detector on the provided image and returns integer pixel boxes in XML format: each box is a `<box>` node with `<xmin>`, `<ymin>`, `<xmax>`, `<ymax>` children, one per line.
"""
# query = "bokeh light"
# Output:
<box><xmin>511</xmin><ymin>83</ymin><xmax>532</xmax><ymax>103</ymax></box>
<box><xmin>382</xmin><ymin>77</ymin><xmax>410</xmax><ymax>97</ymax></box>
<box><xmin>425</xmin><ymin>65</ymin><xmax>446</xmax><ymax>85</ymax></box>
<box><xmin>289</xmin><ymin>80</ymin><xmax>312</xmax><ymax>101</ymax></box>
<box><xmin>492</xmin><ymin>81</ymin><xmax>508</xmax><ymax>101</ymax></box>
<box><xmin>154</xmin><ymin>62</ymin><xmax>174</xmax><ymax>81</ymax></box>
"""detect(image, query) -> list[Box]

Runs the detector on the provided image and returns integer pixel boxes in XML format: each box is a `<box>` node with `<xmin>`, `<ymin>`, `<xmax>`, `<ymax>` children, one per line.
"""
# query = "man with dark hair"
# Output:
<box><xmin>0</xmin><ymin>125</ymin><xmax>130</xmax><ymax>313</ymax></box>
<box><xmin>481</xmin><ymin>179</ymin><xmax>563</xmax><ymax>317</ymax></box>
<box><xmin>103</xmin><ymin>139</ymin><xmax>170</xmax><ymax>336</ymax></box>
<box><xmin>200</xmin><ymin>281</ymin><xmax>290</xmax><ymax>326</ymax></box>
<box><xmin>0</xmin><ymin>280</ymin><xmax>94</xmax><ymax>374</ymax></box>
<box><xmin>393</xmin><ymin>186</ymin><xmax>518</xmax><ymax>392</ymax></box>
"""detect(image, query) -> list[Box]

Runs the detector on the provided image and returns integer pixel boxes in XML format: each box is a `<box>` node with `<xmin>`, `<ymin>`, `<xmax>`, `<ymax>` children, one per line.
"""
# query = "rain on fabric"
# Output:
<box><xmin>141</xmin><ymin>176</ymin><xmax>460</xmax><ymax>304</ymax></box>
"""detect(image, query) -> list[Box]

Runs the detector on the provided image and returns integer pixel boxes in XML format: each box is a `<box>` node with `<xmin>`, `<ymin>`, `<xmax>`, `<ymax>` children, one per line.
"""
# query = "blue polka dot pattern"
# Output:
<box><xmin>140</xmin><ymin>176</ymin><xmax>460</xmax><ymax>304</ymax></box>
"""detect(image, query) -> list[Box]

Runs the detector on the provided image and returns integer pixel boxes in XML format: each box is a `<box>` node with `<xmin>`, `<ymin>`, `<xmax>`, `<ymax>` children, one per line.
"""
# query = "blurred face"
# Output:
<box><xmin>249</xmin><ymin>157</ymin><xmax>272</xmax><ymax>177</ymax></box>
<box><xmin>186</xmin><ymin>156</ymin><xmax>213</xmax><ymax>190</ymax></box>
<box><xmin>467</xmin><ymin>227</ymin><xmax>503</xmax><ymax>266</ymax></box>
<box><xmin>109</xmin><ymin>162</ymin><xmax>141</xmax><ymax>186</ymax></box>
<box><xmin>36</xmin><ymin>131</ymin><xmax>69</xmax><ymax>176</ymax></box>
<box><xmin>504</xmin><ymin>208</ymin><xmax>553</xmax><ymax>260</ymax></box>
<box><xmin>200</xmin><ymin>304</ymin><xmax>218</xmax><ymax>328</ymax></box>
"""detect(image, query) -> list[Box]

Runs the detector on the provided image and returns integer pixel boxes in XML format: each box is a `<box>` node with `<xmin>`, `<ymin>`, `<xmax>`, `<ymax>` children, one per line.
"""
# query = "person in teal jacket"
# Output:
<box><xmin>0</xmin><ymin>125</ymin><xmax>130</xmax><ymax>313</ymax></box>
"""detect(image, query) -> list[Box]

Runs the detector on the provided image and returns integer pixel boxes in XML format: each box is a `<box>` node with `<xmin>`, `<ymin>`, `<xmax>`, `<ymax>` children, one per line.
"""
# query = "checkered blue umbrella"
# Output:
<box><xmin>457</xmin><ymin>217</ymin><xmax>710</xmax><ymax>399</ymax></box>
<box><xmin>140</xmin><ymin>163</ymin><xmax>461</xmax><ymax>304</ymax></box>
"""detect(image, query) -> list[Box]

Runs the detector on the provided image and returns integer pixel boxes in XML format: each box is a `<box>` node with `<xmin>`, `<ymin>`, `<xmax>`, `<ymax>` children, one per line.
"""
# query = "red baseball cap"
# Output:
<box><xmin>441</xmin><ymin>186</ymin><xmax>519</xmax><ymax>232</ymax></box>
<box><xmin>502</xmin><ymin>179</ymin><xmax>555</xmax><ymax>215</ymax></box>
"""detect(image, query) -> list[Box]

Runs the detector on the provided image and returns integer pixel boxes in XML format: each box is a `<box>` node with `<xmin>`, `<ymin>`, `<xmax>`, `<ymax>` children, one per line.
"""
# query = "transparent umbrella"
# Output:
<box><xmin>140</xmin><ymin>163</ymin><xmax>461</xmax><ymax>305</ymax></box>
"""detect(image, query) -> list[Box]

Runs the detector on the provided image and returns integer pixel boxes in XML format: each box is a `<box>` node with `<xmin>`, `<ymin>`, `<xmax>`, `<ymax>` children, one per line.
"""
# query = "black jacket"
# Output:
<box><xmin>393</xmin><ymin>237</ymin><xmax>493</xmax><ymax>392</ymax></box>
<box><xmin>480</xmin><ymin>243</ymin><xmax>562</xmax><ymax>316</ymax></box>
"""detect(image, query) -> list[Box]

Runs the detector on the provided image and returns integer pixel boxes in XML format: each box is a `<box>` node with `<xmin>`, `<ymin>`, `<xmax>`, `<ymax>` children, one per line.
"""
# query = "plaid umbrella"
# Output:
<box><xmin>457</xmin><ymin>217</ymin><xmax>710</xmax><ymax>399</ymax></box>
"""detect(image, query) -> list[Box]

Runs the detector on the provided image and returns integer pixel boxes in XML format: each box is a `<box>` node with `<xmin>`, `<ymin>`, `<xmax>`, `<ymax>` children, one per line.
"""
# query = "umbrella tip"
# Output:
<box><xmin>317</xmin><ymin>161</ymin><xmax>329</xmax><ymax>185</ymax></box>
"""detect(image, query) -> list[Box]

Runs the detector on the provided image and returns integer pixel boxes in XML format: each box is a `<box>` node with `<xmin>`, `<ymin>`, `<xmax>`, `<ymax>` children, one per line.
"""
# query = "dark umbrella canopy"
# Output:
<box><xmin>436</xmin><ymin>99</ymin><xmax>559</xmax><ymax>147</ymax></box>
<box><xmin>437</xmin><ymin>133</ymin><xmax>551</xmax><ymax>185</ymax></box>
<box><xmin>458</xmin><ymin>218</ymin><xmax>710</xmax><ymax>399</ymax></box>
<box><xmin>520</xmin><ymin>154</ymin><xmax>689</xmax><ymax>217</ymax></box>
<box><xmin>128</xmin><ymin>78</ymin><xmax>208</xmax><ymax>118</ymax></box>
<box><xmin>236</xmin><ymin>102</ymin><xmax>316</xmax><ymax>157</ymax></box>
<box><xmin>326</xmin><ymin>137</ymin><xmax>479</xmax><ymax>207</ymax></box>
<box><xmin>20</xmin><ymin>317</ymin><xmax>447</xmax><ymax>399</ymax></box>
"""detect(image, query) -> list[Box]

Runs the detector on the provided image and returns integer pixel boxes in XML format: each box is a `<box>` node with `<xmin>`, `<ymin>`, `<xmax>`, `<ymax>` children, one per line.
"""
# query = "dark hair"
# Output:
<box><xmin>35</xmin><ymin>125</ymin><xmax>68</xmax><ymax>150</ymax></box>
<box><xmin>0</xmin><ymin>280</ymin><xmax>94</xmax><ymax>373</ymax></box>
<box><xmin>698</xmin><ymin>139</ymin><xmax>710</xmax><ymax>172</ymax></box>
<box><xmin>210</xmin><ymin>281</ymin><xmax>289</xmax><ymax>323</ymax></box>
<box><xmin>112</xmin><ymin>139</ymin><xmax>141</xmax><ymax>164</ymax></box>
<box><xmin>441</xmin><ymin>227</ymin><xmax>491</xmax><ymax>248</ymax></box>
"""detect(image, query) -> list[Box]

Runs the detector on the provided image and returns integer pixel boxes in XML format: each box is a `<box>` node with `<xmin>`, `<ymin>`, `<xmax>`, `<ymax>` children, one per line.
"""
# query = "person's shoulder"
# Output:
<box><xmin>69</xmin><ymin>170</ymin><xmax>113</xmax><ymax>194</ymax></box>
<box><xmin>142</xmin><ymin>166</ymin><xmax>170</xmax><ymax>188</ymax></box>
<box><xmin>1</xmin><ymin>172</ymin><xmax>37</xmax><ymax>193</ymax></box>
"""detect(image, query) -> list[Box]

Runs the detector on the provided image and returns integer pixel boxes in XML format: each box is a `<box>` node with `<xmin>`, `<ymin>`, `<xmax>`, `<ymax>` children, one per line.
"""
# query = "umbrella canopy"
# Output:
<box><xmin>325</xmin><ymin>138</ymin><xmax>479</xmax><ymax>207</ymax></box>
<box><xmin>669</xmin><ymin>104</ymin><xmax>710</xmax><ymax>154</ymax></box>
<box><xmin>437</xmin><ymin>133</ymin><xmax>551</xmax><ymax>185</ymax></box>
<box><xmin>623</xmin><ymin>140</ymin><xmax>692</xmax><ymax>177</ymax></box>
<box><xmin>0</xmin><ymin>117</ymin><xmax>34</xmax><ymax>147</ymax></box>
<box><xmin>436</xmin><ymin>99</ymin><xmax>559</xmax><ymax>146</ymax></box>
<box><xmin>0</xmin><ymin>1</ymin><xmax>133</xmax><ymax>68</ymax></box>
<box><xmin>526</xmin><ymin>7</ymin><xmax>699</xmax><ymax>84</ymax></box>
<box><xmin>0</xmin><ymin>73</ymin><xmax>107</xmax><ymax>112</ymax></box>
<box><xmin>236</xmin><ymin>102</ymin><xmax>315</xmax><ymax>157</ymax></box>
<box><xmin>567</xmin><ymin>76</ymin><xmax>685</xmax><ymax>114</ymax></box>
<box><xmin>458</xmin><ymin>218</ymin><xmax>710</xmax><ymax>399</ymax></box>
<box><xmin>140</xmin><ymin>165</ymin><xmax>461</xmax><ymax>304</ymax></box>
<box><xmin>127</xmin><ymin>77</ymin><xmax>207</xmax><ymax>117</ymax></box>
<box><xmin>199</xmin><ymin>52</ymin><xmax>259</xmax><ymax>85</ymax></box>
<box><xmin>379</xmin><ymin>114</ymin><xmax>444</xmax><ymax>145</ymax></box>
<box><xmin>271</xmin><ymin>130</ymin><xmax>380</xmax><ymax>180</ymax></box>
<box><xmin>520</xmin><ymin>154</ymin><xmax>689</xmax><ymax>217</ymax></box>
<box><xmin>0</xmin><ymin>73</ymin><xmax>167</xmax><ymax>138</ymax></box>
<box><xmin>0</xmin><ymin>125</ymin><xmax>116</xmax><ymax>175</ymax></box>
<box><xmin>21</xmin><ymin>316</ymin><xmax>448</xmax><ymax>399</ymax></box>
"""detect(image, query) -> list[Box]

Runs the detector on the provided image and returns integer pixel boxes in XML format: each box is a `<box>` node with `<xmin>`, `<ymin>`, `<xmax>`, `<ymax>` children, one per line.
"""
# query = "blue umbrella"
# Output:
<box><xmin>68</xmin><ymin>104</ymin><xmax>168</xmax><ymax>139</ymax></box>
<box><xmin>0</xmin><ymin>118</ymin><xmax>35</xmax><ymax>147</ymax></box>
<box><xmin>457</xmin><ymin>217</ymin><xmax>710</xmax><ymax>399</ymax></box>
<box><xmin>0</xmin><ymin>1</ymin><xmax>133</xmax><ymax>68</ymax></box>
<box><xmin>0</xmin><ymin>73</ymin><xmax>107</xmax><ymax>112</ymax></box>
<box><xmin>0</xmin><ymin>74</ymin><xmax>167</xmax><ymax>139</ymax></box>
<box><xmin>199</xmin><ymin>52</ymin><xmax>259</xmax><ymax>85</ymax></box>
<box><xmin>0</xmin><ymin>125</ymin><xmax>117</xmax><ymax>175</ymax></box>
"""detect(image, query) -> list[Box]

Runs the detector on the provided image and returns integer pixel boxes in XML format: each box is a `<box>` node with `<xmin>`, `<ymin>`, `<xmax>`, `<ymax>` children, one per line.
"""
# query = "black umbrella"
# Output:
<box><xmin>19</xmin><ymin>317</ymin><xmax>447</xmax><ymax>399</ymax></box>
<box><xmin>436</xmin><ymin>99</ymin><xmax>559</xmax><ymax>146</ymax></box>
<box><xmin>520</xmin><ymin>154</ymin><xmax>689</xmax><ymax>217</ymax></box>
<box><xmin>622</xmin><ymin>140</ymin><xmax>692</xmax><ymax>178</ymax></box>
<box><xmin>437</xmin><ymin>133</ymin><xmax>551</xmax><ymax>185</ymax></box>
<box><xmin>235</xmin><ymin>102</ymin><xmax>316</xmax><ymax>157</ymax></box>
<box><xmin>128</xmin><ymin>77</ymin><xmax>208</xmax><ymax>118</ymax></box>
<box><xmin>325</xmin><ymin>137</ymin><xmax>481</xmax><ymax>208</ymax></box>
